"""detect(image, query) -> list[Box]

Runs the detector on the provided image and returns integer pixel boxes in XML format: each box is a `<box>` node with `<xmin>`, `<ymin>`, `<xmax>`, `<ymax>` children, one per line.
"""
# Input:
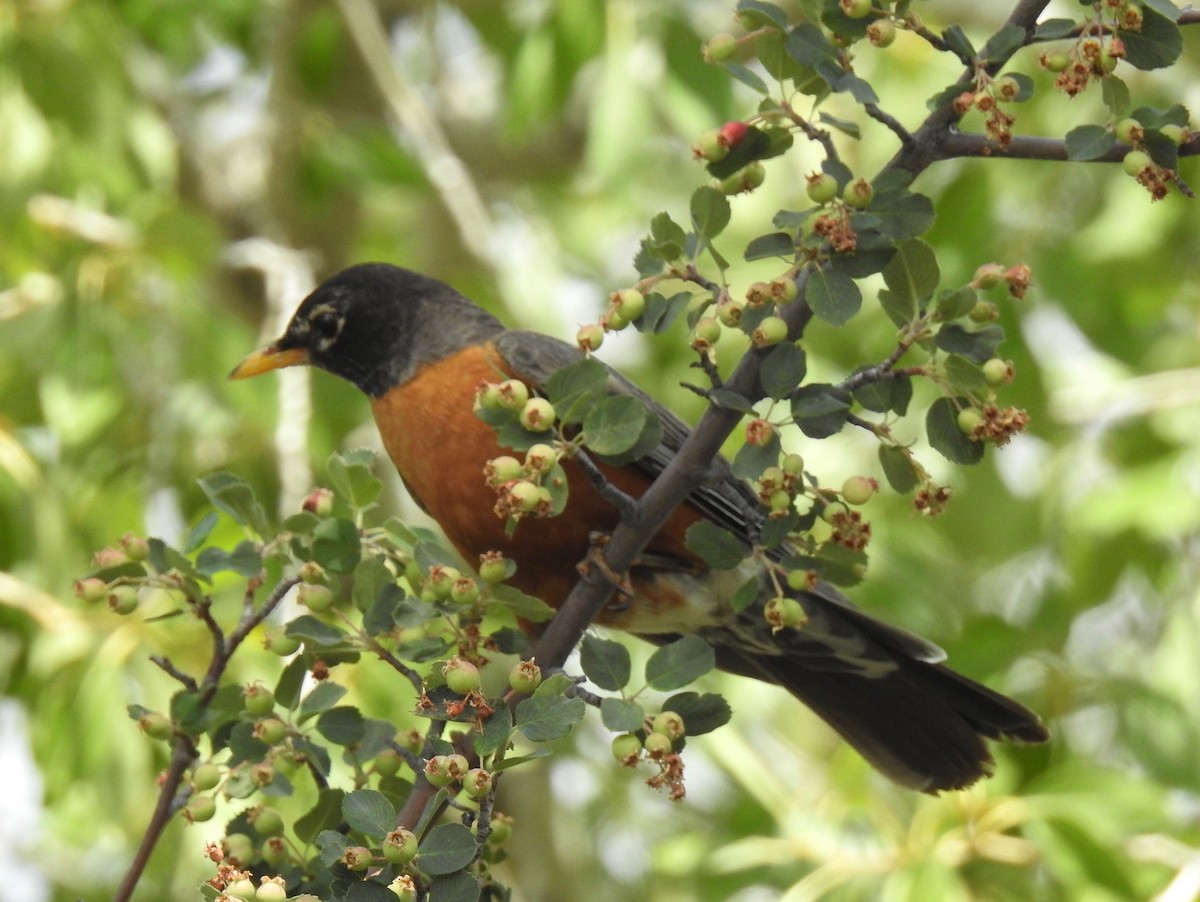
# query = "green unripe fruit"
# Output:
<box><xmin>225</xmin><ymin>877</ymin><xmax>256</xmax><ymax>900</ymax></box>
<box><xmin>1159</xmin><ymin>123</ymin><xmax>1186</xmax><ymax>146</ymax></box>
<box><xmin>752</xmin><ymin>316</ymin><xmax>789</xmax><ymax>347</ymax></box>
<box><xmin>524</xmin><ymin>443</ymin><xmax>557</xmax><ymax>474</ymax></box>
<box><xmin>982</xmin><ymin>357</ymin><xmax>1014</xmax><ymax>386</ymax></box>
<box><xmin>118</xmin><ymin>532</ymin><xmax>150</xmax><ymax>562</ymax></box>
<box><xmin>643</xmin><ymin>731</ymin><xmax>674</xmax><ymax>758</ymax></box>
<box><xmin>254</xmin><ymin>717</ymin><xmax>288</xmax><ymax>746</ymax></box>
<box><xmin>251</xmin><ymin>806</ymin><xmax>285</xmax><ymax>837</ymax></box>
<box><xmin>383</xmin><ymin>828</ymin><xmax>419</xmax><ymax>866</ymax></box>
<box><xmin>693</xmin><ymin>316</ymin><xmax>722</xmax><ymax>344</ymax></box>
<box><xmin>769</xmin><ymin>490</ymin><xmax>792</xmax><ymax>514</ymax></box>
<box><xmin>107</xmin><ymin>586</ymin><xmax>139</xmax><ymax>615</ymax></box>
<box><xmin>611</xmin><ymin>733</ymin><xmax>642</xmax><ymax>765</ymax></box>
<box><xmin>1043</xmin><ymin>51</ymin><xmax>1070</xmax><ymax>72</ymax></box>
<box><xmin>445</xmin><ymin>754</ymin><xmax>470</xmax><ymax>781</ymax></box>
<box><xmin>74</xmin><ymin>577</ymin><xmax>109</xmax><ymax>604</ymax></box>
<box><xmin>221</xmin><ymin>832</ymin><xmax>255</xmax><ymax>865</ymax></box>
<box><xmin>486</xmin><ymin>812</ymin><xmax>514</xmax><ymax>845</ymax></box>
<box><xmin>449</xmin><ymin>577</ymin><xmax>480</xmax><ymax>605</ymax></box>
<box><xmin>342</xmin><ymin>845</ymin><xmax>373</xmax><ymax>872</ymax></box>
<box><xmin>183</xmin><ymin>794</ymin><xmax>216</xmax><ymax>823</ymax></box>
<box><xmin>806</xmin><ymin>172</ymin><xmax>839</xmax><ymax>204</ymax></box>
<box><xmin>426</xmin><ymin>565</ymin><xmax>461</xmax><ymax>599</ymax></box>
<box><xmin>786</xmin><ymin>568</ymin><xmax>814</xmax><ymax>591</ymax></box>
<box><xmin>1123</xmin><ymin>149</ymin><xmax>1151</xmax><ymax>176</ymax></box>
<box><xmin>694</xmin><ymin>128</ymin><xmax>728</xmax><ymax>162</ymax></box>
<box><xmin>443</xmin><ymin>657</ymin><xmax>481</xmax><ymax>695</ymax></box>
<box><xmin>424</xmin><ymin>755</ymin><xmax>454</xmax><ymax>787</ymax></box>
<box><xmin>261</xmin><ymin>836</ymin><xmax>288</xmax><ymax>865</ymax></box>
<box><xmin>969</xmin><ymin>300</ymin><xmax>999</xmax><ymax>322</ymax></box>
<box><xmin>389</xmin><ymin>876</ymin><xmax>418</xmax><ymax>902</ymax></box>
<box><xmin>705</xmin><ymin>32</ymin><xmax>738</xmax><ymax>62</ymax></box>
<box><xmin>781</xmin><ymin>452</ymin><xmax>805</xmax><ymax>475</ymax></box>
<box><xmin>508</xmin><ymin>480</ymin><xmax>542</xmax><ymax>513</ymax></box>
<box><xmin>764</xmin><ymin>596</ymin><xmax>807</xmax><ymax>631</ymax></box>
<box><xmin>841</xmin><ymin>475</ymin><xmax>878</xmax><ymax>506</ymax></box>
<box><xmin>255</xmin><ymin>880</ymin><xmax>288</xmax><ymax>902</ymax></box>
<box><xmin>715</xmin><ymin>299</ymin><xmax>745</xmax><ymax>327</ymax></box>
<box><xmin>264</xmin><ymin>630</ymin><xmax>301</xmax><ymax>656</ymax></box>
<box><xmin>842</xmin><ymin>176</ymin><xmax>874</xmax><ymax>208</ymax></box>
<box><xmin>611</xmin><ymin>288</ymin><xmax>646</xmax><ymax>321</ymax></box>
<box><xmin>957</xmin><ymin>407</ymin><xmax>984</xmax><ymax>435</ymax></box>
<box><xmin>1115</xmin><ymin>117</ymin><xmax>1143</xmax><ymax>145</ymax></box>
<box><xmin>191</xmin><ymin>762</ymin><xmax>222</xmax><ymax>791</ymax></box>
<box><xmin>652</xmin><ymin>711</ymin><xmax>686</xmax><ymax>741</ymax></box>
<box><xmin>478</xmin><ymin>554</ymin><xmax>511</xmax><ymax>584</ymax></box>
<box><xmin>577</xmin><ymin>322</ymin><xmax>605</xmax><ymax>351</ymax></box>
<box><xmin>297</xmin><ymin>583</ymin><xmax>334</xmax><ymax>613</ymax></box>
<box><xmin>485</xmin><ymin>455</ymin><xmax>522</xmax><ymax>486</ymax></box>
<box><xmin>519</xmin><ymin>397</ymin><xmax>556</xmax><ymax>432</ymax></box>
<box><xmin>243</xmin><ymin>683</ymin><xmax>275</xmax><ymax>716</ymax></box>
<box><xmin>139</xmin><ymin>712</ymin><xmax>172</xmax><ymax>740</ymax></box>
<box><xmin>297</xmin><ymin>561</ymin><xmax>325</xmax><ymax>585</ymax></box>
<box><xmin>867</xmin><ymin>18</ymin><xmax>896</xmax><ymax>48</ymax></box>
<box><xmin>839</xmin><ymin>0</ymin><xmax>872</xmax><ymax>18</ymax></box>
<box><xmin>509</xmin><ymin>659</ymin><xmax>542</xmax><ymax>693</ymax></box>
<box><xmin>463</xmin><ymin>767</ymin><xmax>493</xmax><ymax>798</ymax></box>
<box><xmin>495</xmin><ymin>379</ymin><xmax>530</xmax><ymax>411</ymax></box>
<box><xmin>373</xmin><ymin>748</ymin><xmax>403</xmax><ymax>777</ymax></box>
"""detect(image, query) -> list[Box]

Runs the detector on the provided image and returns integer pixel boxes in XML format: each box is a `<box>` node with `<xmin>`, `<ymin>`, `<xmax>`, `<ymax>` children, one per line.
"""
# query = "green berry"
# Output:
<box><xmin>1042</xmin><ymin>51</ymin><xmax>1070</xmax><ymax>72</ymax></box>
<box><xmin>715</xmin><ymin>299</ymin><xmax>744</xmax><ymax>327</ymax></box>
<box><xmin>445</xmin><ymin>754</ymin><xmax>470</xmax><ymax>781</ymax></box>
<box><xmin>866</xmin><ymin>18</ymin><xmax>896</xmax><ymax>47</ymax></box>
<box><xmin>842</xmin><ymin>176</ymin><xmax>874</xmax><ymax>208</ymax></box>
<box><xmin>297</xmin><ymin>561</ymin><xmax>325</xmax><ymax>584</ymax></box>
<box><xmin>107</xmin><ymin>586</ymin><xmax>139</xmax><ymax>615</ymax></box>
<box><xmin>463</xmin><ymin>767</ymin><xmax>493</xmax><ymax>798</ymax></box>
<box><xmin>643</xmin><ymin>731</ymin><xmax>674</xmax><ymax>758</ymax></box>
<box><xmin>118</xmin><ymin>532</ymin><xmax>149</xmax><ymax>562</ymax></box>
<box><xmin>524</xmin><ymin>443</ymin><xmax>557</xmax><ymax>474</ymax></box>
<box><xmin>1123</xmin><ymin>149</ymin><xmax>1151</xmax><ymax>176</ymax></box>
<box><xmin>769</xmin><ymin>490</ymin><xmax>793</xmax><ymax>514</ymax></box>
<box><xmin>1159</xmin><ymin>123</ymin><xmax>1186</xmax><ymax>146</ymax></box>
<box><xmin>508</xmin><ymin>480</ymin><xmax>542</xmax><ymax>513</ymax></box>
<box><xmin>221</xmin><ymin>832</ymin><xmax>255</xmax><ymax>865</ymax></box>
<box><xmin>612</xmin><ymin>288</ymin><xmax>646</xmax><ymax>321</ymax></box>
<box><xmin>1115</xmin><ymin>117</ymin><xmax>1143</xmax><ymax>145</ymax></box>
<box><xmin>486</xmin><ymin>812</ymin><xmax>514</xmax><ymax>845</ymax></box>
<box><xmin>183</xmin><ymin>794</ymin><xmax>216</xmax><ymax>823</ymax></box>
<box><xmin>253</xmin><ymin>717</ymin><xmax>288</xmax><ymax>746</ymax></box>
<box><xmin>509</xmin><ymin>659</ymin><xmax>542</xmax><ymax>693</ymax></box>
<box><xmin>764</xmin><ymin>596</ymin><xmax>807</xmax><ymax>631</ymax></box>
<box><xmin>982</xmin><ymin>358</ymin><xmax>1014</xmax><ymax>386</ymax></box>
<box><xmin>705</xmin><ymin>32</ymin><xmax>738</xmax><ymax>62</ymax></box>
<box><xmin>424</xmin><ymin>755</ymin><xmax>453</xmax><ymax>787</ymax></box>
<box><xmin>751</xmin><ymin>316</ymin><xmax>789</xmax><ymax>347</ymax></box>
<box><xmin>383</xmin><ymin>828</ymin><xmax>419</xmax><ymax>866</ymax></box>
<box><xmin>786</xmin><ymin>568</ymin><xmax>814</xmax><ymax>591</ymax></box>
<box><xmin>652</xmin><ymin>711</ymin><xmax>686</xmax><ymax>741</ymax></box>
<box><xmin>255</xmin><ymin>880</ymin><xmax>288</xmax><ymax>902</ymax></box>
<box><xmin>611</xmin><ymin>733</ymin><xmax>642</xmax><ymax>765</ymax></box>
<box><xmin>841</xmin><ymin>475</ymin><xmax>878</xmax><ymax>506</ymax></box>
<box><xmin>297</xmin><ymin>583</ymin><xmax>334</xmax><ymax>612</ymax></box>
<box><xmin>957</xmin><ymin>407</ymin><xmax>984</xmax><ymax>436</ymax></box>
<box><xmin>389</xmin><ymin>876</ymin><xmax>418</xmax><ymax>902</ymax></box>
<box><xmin>485</xmin><ymin>455</ymin><xmax>522</xmax><ymax>486</ymax></box>
<box><xmin>342</xmin><ymin>845</ymin><xmax>373</xmax><ymax>872</ymax></box>
<box><xmin>770</xmin><ymin>278</ymin><xmax>798</xmax><ymax>302</ymax></box>
<box><xmin>243</xmin><ymin>683</ymin><xmax>275</xmax><ymax>717</ymax></box>
<box><xmin>264</xmin><ymin>630</ymin><xmax>301</xmax><ymax>656</ymax></box>
<box><xmin>261</xmin><ymin>836</ymin><xmax>288</xmax><ymax>865</ymax></box>
<box><xmin>139</xmin><ymin>712</ymin><xmax>172</xmax><ymax>741</ymax></box>
<box><xmin>373</xmin><ymin>748</ymin><xmax>403</xmax><ymax>777</ymax></box>
<box><xmin>74</xmin><ymin>577</ymin><xmax>109</xmax><ymax>604</ymax></box>
<box><xmin>251</xmin><ymin>806</ymin><xmax>285</xmax><ymax>837</ymax></box>
<box><xmin>91</xmin><ymin>546</ymin><xmax>128</xmax><ymax>568</ymax></box>
<box><xmin>496</xmin><ymin>379</ymin><xmax>530</xmax><ymax>411</ymax></box>
<box><xmin>577</xmin><ymin>323</ymin><xmax>605</xmax><ymax>351</ymax></box>
<box><xmin>694</xmin><ymin>128</ymin><xmax>728</xmax><ymax>162</ymax></box>
<box><xmin>519</xmin><ymin>398</ymin><xmax>556</xmax><ymax>432</ymax></box>
<box><xmin>191</xmin><ymin>762</ymin><xmax>222</xmax><ymax>791</ymax></box>
<box><xmin>806</xmin><ymin>172</ymin><xmax>839</xmax><ymax>204</ymax></box>
<box><xmin>443</xmin><ymin>657</ymin><xmax>481</xmax><ymax>695</ymax></box>
<box><xmin>225</xmin><ymin>877</ymin><xmax>256</xmax><ymax>900</ymax></box>
<box><xmin>693</xmin><ymin>316</ymin><xmax>721</xmax><ymax>344</ymax></box>
<box><xmin>839</xmin><ymin>0</ymin><xmax>872</xmax><ymax>18</ymax></box>
<box><xmin>478</xmin><ymin>553</ymin><xmax>512</xmax><ymax>584</ymax></box>
<box><xmin>426</xmin><ymin>565</ymin><xmax>461</xmax><ymax>599</ymax></box>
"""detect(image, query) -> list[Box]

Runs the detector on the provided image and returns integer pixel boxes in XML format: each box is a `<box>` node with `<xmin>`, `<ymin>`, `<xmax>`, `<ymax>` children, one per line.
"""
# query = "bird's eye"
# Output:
<box><xmin>311</xmin><ymin>311</ymin><xmax>341</xmax><ymax>339</ymax></box>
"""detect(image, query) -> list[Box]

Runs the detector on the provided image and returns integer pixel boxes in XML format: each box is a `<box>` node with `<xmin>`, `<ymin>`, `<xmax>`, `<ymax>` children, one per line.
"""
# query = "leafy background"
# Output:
<box><xmin>1</xmin><ymin>0</ymin><xmax>1199</xmax><ymax>900</ymax></box>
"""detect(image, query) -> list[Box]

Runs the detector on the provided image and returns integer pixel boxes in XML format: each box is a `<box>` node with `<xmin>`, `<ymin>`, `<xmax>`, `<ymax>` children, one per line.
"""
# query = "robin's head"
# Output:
<box><xmin>229</xmin><ymin>263</ymin><xmax>503</xmax><ymax>397</ymax></box>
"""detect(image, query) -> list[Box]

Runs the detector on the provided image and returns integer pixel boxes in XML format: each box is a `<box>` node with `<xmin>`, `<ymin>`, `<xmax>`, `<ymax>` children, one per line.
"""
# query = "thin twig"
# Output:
<box><xmin>571</xmin><ymin>450</ymin><xmax>639</xmax><ymax>521</ymax></box>
<box><xmin>150</xmin><ymin>655</ymin><xmax>198</xmax><ymax>690</ymax></box>
<box><xmin>864</xmin><ymin>102</ymin><xmax>915</xmax><ymax>149</ymax></box>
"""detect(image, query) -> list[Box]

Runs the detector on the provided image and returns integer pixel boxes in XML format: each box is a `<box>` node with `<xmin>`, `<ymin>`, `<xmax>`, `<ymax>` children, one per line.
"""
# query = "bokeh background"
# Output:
<box><xmin>2</xmin><ymin>1</ymin><xmax>1199</xmax><ymax>900</ymax></box>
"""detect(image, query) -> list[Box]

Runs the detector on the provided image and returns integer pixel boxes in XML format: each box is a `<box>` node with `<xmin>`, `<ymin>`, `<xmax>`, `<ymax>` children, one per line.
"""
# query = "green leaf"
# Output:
<box><xmin>1120</xmin><ymin>6</ymin><xmax>1182</xmax><ymax>70</ymax></box>
<box><xmin>545</xmin><ymin>358</ymin><xmax>609</xmax><ymax>424</ymax></box>
<box><xmin>735</xmin><ymin>0</ymin><xmax>789</xmax><ymax>29</ymax></box>
<box><xmin>759</xmin><ymin>341</ymin><xmax>807</xmax><ymax>399</ymax></box>
<box><xmin>275</xmin><ymin>656</ymin><xmax>308</xmax><ymax>709</ymax></box>
<box><xmin>286</xmin><ymin>615</ymin><xmax>348</xmax><ymax>646</ymax></box>
<box><xmin>944</xmin><ymin>355</ymin><xmax>986</xmax><ymax>393</ymax></box>
<box><xmin>882</xmin><ymin>238</ymin><xmax>939</xmax><ymax>309</ymax></box>
<box><xmin>342</xmin><ymin>789</ymin><xmax>396</xmax><ymax>838</ymax></box>
<box><xmin>935</xmin><ymin>323</ymin><xmax>1004</xmax><ymax>363</ymax></box>
<box><xmin>488</xmin><ymin>583</ymin><xmax>556</xmax><ymax>622</ymax></box>
<box><xmin>282</xmin><ymin>511</ymin><xmax>319</xmax><ymax>535</ymax></box>
<box><xmin>645</xmin><ymin>635</ymin><xmax>715</xmax><ymax>691</ymax></box>
<box><xmin>979</xmin><ymin>24</ymin><xmax>1026</xmax><ymax>63</ymax></box>
<box><xmin>1065</xmin><ymin>125</ymin><xmax>1115</xmax><ymax>161</ymax></box>
<box><xmin>473</xmin><ymin>706</ymin><xmax>513</xmax><ymax>757</ymax></box>
<box><xmin>295</xmin><ymin>788</ymin><xmax>345</xmax><ymax>843</ymax></box>
<box><xmin>346</xmin><ymin>884</ymin><xmax>402</xmax><ymax>902</ymax></box>
<box><xmin>731</xmin><ymin>575</ymin><xmax>759</xmax><ymax>613</ymax></box>
<box><xmin>582</xmin><ymin>395</ymin><xmax>650</xmax><ymax>457</ymax></box>
<box><xmin>708</xmin><ymin>389</ymin><xmax>755</xmax><ymax>413</ymax></box>
<box><xmin>869</xmin><ymin>191</ymin><xmax>935</xmax><ymax>240</ymax></box>
<box><xmin>183</xmin><ymin>512</ymin><xmax>219</xmax><ymax>553</ymax></box>
<box><xmin>197</xmin><ymin>472</ymin><xmax>269</xmax><ymax>536</ymax></box>
<box><xmin>638</xmin><ymin>290</ymin><xmax>692</xmax><ymax>334</ymax></box>
<box><xmin>516</xmin><ymin>695</ymin><xmax>586</xmax><ymax>742</ymax></box>
<box><xmin>580</xmin><ymin>635</ymin><xmax>632</xmax><ymax>691</ymax></box>
<box><xmin>722</xmin><ymin>62</ymin><xmax>769</xmax><ymax>95</ymax></box>
<box><xmin>817</xmin><ymin>111</ymin><xmax>860</xmax><ymax>139</ymax></box>
<box><xmin>600</xmin><ymin>697</ymin><xmax>645</xmax><ymax>733</ymax></box>
<box><xmin>1034</xmin><ymin>19</ymin><xmax>1076</xmax><ymax>40</ymax></box>
<box><xmin>316</xmin><ymin>829</ymin><xmax>351</xmax><ymax>865</ymax></box>
<box><xmin>743</xmin><ymin>231</ymin><xmax>794</xmax><ymax>261</ymax></box>
<box><xmin>298</xmin><ymin>681</ymin><xmax>348</xmax><ymax>722</ymax></box>
<box><xmin>429</xmin><ymin>871</ymin><xmax>481</xmax><ymax>902</ymax></box>
<box><xmin>419</xmin><ymin>823</ymin><xmax>477</xmax><ymax>876</ymax></box>
<box><xmin>311</xmin><ymin>517</ymin><xmax>361</xmax><ymax>573</ymax></box>
<box><xmin>853</xmin><ymin>375</ymin><xmax>912</xmax><ymax>415</ymax></box>
<box><xmin>690</xmin><ymin>186</ymin><xmax>730</xmax><ymax>239</ymax></box>
<box><xmin>326</xmin><ymin>450</ymin><xmax>382</xmax><ymax>511</ymax></box>
<box><xmin>731</xmin><ymin>431</ymin><xmax>782</xmax><ymax>480</ymax></box>
<box><xmin>785</xmin><ymin>23</ymin><xmax>843</xmax><ymax>86</ymax></box>
<box><xmin>790</xmin><ymin>384</ymin><xmax>851</xmax><ymax>439</ymax></box>
<box><xmin>317</xmin><ymin>706</ymin><xmax>366</xmax><ymax>746</ymax></box>
<box><xmin>663</xmin><ymin>691</ymin><xmax>732</xmax><ymax>735</ymax></box>
<box><xmin>685</xmin><ymin>521</ymin><xmax>746</xmax><ymax>570</ymax></box>
<box><xmin>805</xmin><ymin>268</ymin><xmax>862</xmax><ymax>326</ymax></box>
<box><xmin>935</xmin><ymin>286</ymin><xmax>978</xmax><ymax>320</ymax></box>
<box><xmin>879</xmin><ymin>444</ymin><xmax>920</xmax><ymax>494</ymax></box>
<box><xmin>927</xmin><ymin>397</ymin><xmax>985</xmax><ymax>465</ymax></box>
<box><xmin>941</xmin><ymin>25</ymin><xmax>975</xmax><ymax>60</ymax></box>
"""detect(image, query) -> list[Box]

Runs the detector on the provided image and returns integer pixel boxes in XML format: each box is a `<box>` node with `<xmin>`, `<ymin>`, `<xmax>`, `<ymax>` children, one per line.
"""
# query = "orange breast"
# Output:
<box><xmin>368</xmin><ymin>341</ymin><xmax>709</xmax><ymax>627</ymax></box>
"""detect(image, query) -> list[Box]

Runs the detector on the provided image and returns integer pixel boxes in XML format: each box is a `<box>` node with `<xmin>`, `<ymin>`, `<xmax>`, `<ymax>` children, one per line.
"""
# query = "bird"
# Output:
<box><xmin>229</xmin><ymin>262</ymin><xmax>1049</xmax><ymax>792</ymax></box>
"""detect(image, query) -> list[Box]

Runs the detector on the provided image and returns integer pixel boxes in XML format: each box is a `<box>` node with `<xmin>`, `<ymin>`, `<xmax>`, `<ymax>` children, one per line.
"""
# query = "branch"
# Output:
<box><xmin>942</xmin><ymin>132</ymin><xmax>1200</xmax><ymax>164</ymax></box>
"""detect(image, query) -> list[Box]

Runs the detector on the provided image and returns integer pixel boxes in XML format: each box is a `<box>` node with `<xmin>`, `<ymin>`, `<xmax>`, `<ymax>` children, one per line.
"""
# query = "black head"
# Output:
<box><xmin>230</xmin><ymin>263</ymin><xmax>504</xmax><ymax>397</ymax></box>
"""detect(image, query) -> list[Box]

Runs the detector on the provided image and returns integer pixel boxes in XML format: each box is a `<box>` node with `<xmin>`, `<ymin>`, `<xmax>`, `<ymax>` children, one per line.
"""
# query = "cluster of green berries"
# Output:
<box><xmin>578</xmin><ymin>288</ymin><xmax>646</xmax><ymax>350</ymax></box>
<box><xmin>484</xmin><ymin>440</ymin><xmax>563</xmax><ymax>522</ymax></box>
<box><xmin>952</xmin><ymin>74</ymin><xmax>1022</xmax><ymax>148</ymax></box>
<box><xmin>74</xmin><ymin>532</ymin><xmax>153</xmax><ymax>615</ymax></box>
<box><xmin>611</xmin><ymin>711</ymin><xmax>687</xmax><ymax>767</ymax></box>
<box><xmin>806</xmin><ymin>175</ymin><xmax>873</xmax><ymax>253</ymax></box>
<box><xmin>753</xmin><ymin>453</ymin><xmax>806</xmax><ymax>519</ymax></box>
<box><xmin>423</xmin><ymin>753</ymin><xmax>493</xmax><ymax>798</ymax></box>
<box><xmin>211</xmin><ymin>870</ymin><xmax>288</xmax><ymax>902</ymax></box>
<box><xmin>956</xmin><ymin>402</ymin><xmax>1030</xmax><ymax>447</ymax></box>
<box><xmin>692</xmin><ymin>277</ymin><xmax>797</xmax><ymax>354</ymax></box>
<box><xmin>692</xmin><ymin>120</ymin><xmax>769</xmax><ymax>195</ymax></box>
<box><xmin>1116</xmin><ymin>116</ymin><xmax>1188</xmax><ymax>200</ymax></box>
<box><xmin>1040</xmin><ymin>17</ymin><xmax>1131</xmax><ymax>98</ymax></box>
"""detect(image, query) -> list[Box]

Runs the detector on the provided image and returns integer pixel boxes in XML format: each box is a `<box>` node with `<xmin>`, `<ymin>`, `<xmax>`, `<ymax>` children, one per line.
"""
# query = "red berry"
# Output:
<box><xmin>301</xmin><ymin>487</ymin><xmax>335</xmax><ymax>517</ymax></box>
<box><xmin>718</xmin><ymin>120</ymin><xmax>749</xmax><ymax>147</ymax></box>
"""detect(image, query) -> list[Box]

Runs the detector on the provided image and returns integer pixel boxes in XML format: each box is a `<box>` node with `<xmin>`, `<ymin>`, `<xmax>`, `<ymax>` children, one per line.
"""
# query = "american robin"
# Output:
<box><xmin>230</xmin><ymin>262</ymin><xmax>1049</xmax><ymax>792</ymax></box>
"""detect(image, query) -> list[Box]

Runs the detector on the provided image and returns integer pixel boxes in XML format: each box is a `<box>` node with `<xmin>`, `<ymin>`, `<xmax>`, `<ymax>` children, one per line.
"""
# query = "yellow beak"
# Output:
<box><xmin>228</xmin><ymin>344</ymin><xmax>312</xmax><ymax>380</ymax></box>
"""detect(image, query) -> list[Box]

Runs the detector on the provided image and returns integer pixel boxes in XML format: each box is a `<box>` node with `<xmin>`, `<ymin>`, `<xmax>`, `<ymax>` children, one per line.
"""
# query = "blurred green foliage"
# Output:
<box><xmin>1</xmin><ymin>1</ymin><xmax>1199</xmax><ymax>900</ymax></box>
